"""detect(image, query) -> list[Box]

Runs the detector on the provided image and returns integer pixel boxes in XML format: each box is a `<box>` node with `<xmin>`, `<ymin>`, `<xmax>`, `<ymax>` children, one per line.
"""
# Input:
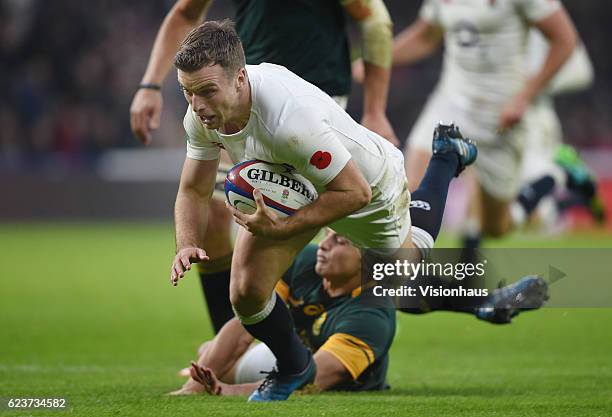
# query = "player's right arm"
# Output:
<box><xmin>392</xmin><ymin>0</ymin><xmax>444</xmax><ymax>67</ymax></box>
<box><xmin>499</xmin><ymin>2</ymin><xmax>577</xmax><ymax>131</ymax></box>
<box><xmin>228</xmin><ymin>106</ymin><xmax>371</xmax><ymax>240</ymax></box>
<box><xmin>547</xmin><ymin>41</ymin><xmax>593</xmax><ymax>95</ymax></box>
<box><xmin>342</xmin><ymin>0</ymin><xmax>398</xmax><ymax>145</ymax></box>
<box><xmin>171</xmin><ymin>156</ymin><xmax>218</xmax><ymax>286</ymax></box>
<box><xmin>353</xmin><ymin>14</ymin><xmax>441</xmax><ymax>87</ymax></box>
<box><xmin>392</xmin><ymin>18</ymin><xmax>443</xmax><ymax>66</ymax></box>
<box><xmin>130</xmin><ymin>0</ymin><xmax>213</xmax><ymax>145</ymax></box>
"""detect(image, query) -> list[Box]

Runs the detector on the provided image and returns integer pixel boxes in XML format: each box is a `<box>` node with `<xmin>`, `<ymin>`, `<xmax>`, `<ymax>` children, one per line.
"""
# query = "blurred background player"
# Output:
<box><xmin>129</xmin><ymin>0</ymin><xmax>397</xmax><ymax>335</ymax></box>
<box><xmin>170</xmin><ymin>229</ymin><xmax>548</xmax><ymax>396</ymax></box>
<box><xmin>511</xmin><ymin>31</ymin><xmax>604</xmax><ymax>232</ymax></box>
<box><xmin>467</xmin><ymin>28</ymin><xmax>602</xmax><ymax>247</ymax></box>
<box><xmin>391</xmin><ymin>0</ymin><xmax>578</xmax><ymax>243</ymax></box>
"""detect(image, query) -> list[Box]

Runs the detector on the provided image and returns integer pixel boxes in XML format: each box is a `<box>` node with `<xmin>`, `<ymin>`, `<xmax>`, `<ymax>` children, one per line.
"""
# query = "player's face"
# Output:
<box><xmin>178</xmin><ymin>65</ymin><xmax>244</xmax><ymax>130</ymax></box>
<box><xmin>315</xmin><ymin>230</ymin><xmax>361</xmax><ymax>280</ymax></box>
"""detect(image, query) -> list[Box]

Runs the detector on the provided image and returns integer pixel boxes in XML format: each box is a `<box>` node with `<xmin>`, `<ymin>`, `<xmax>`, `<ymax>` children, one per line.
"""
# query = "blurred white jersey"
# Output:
<box><xmin>521</xmin><ymin>30</ymin><xmax>594</xmax><ymax>183</ymax></box>
<box><xmin>420</xmin><ymin>0</ymin><xmax>560</xmax><ymax>142</ymax></box>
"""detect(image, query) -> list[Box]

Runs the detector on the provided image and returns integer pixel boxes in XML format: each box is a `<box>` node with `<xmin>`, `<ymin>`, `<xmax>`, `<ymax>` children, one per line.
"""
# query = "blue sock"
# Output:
<box><xmin>462</xmin><ymin>235</ymin><xmax>481</xmax><ymax>250</ymax></box>
<box><xmin>517</xmin><ymin>175</ymin><xmax>556</xmax><ymax>216</ymax></box>
<box><xmin>199</xmin><ymin>265</ymin><xmax>234</xmax><ymax>334</ymax></box>
<box><xmin>410</xmin><ymin>152</ymin><xmax>459</xmax><ymax>240</ymax></box>
<box><xmin>242</xmin><ymin>293</ymin><xmax>309</xmax><ymax>375</ymax></box>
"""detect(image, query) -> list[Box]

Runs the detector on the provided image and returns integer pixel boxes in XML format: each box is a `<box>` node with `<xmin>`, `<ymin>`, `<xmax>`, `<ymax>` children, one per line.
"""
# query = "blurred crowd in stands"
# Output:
<box><xmin>0</xmin><ymin>0</ymin><xmax>610</xmax><ymax>169</ymax></box>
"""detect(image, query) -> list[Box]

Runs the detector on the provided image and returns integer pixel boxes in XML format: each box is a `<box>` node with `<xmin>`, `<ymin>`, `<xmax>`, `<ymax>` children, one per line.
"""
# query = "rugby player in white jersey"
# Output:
<box><xmin>523</xmin><ymin>29</ymin><xmax>593</xmax><ymax>187</ymax></box>
<box><xmin>512</xmin><ymin>31</ymin><xmax>602</xmax><ymax>230</ymax></box>
<box><xmin>460</xmin><ymin>29</ymin><xmax>598</xmax><ymax>246</ymax></box>
<box><xmin>169</xmin><ymin>20</ymin><xmax>477</xmax><ymax>401</ymax></box>
<box><xmin>392</xmin><ymin>0</ymin><xmax>577</xmax><ymax>239</ymax></box>
<box><xmin>129</xmin><ymin>0</ymin><xmax>397</xmax><ymax>337</ymax></box>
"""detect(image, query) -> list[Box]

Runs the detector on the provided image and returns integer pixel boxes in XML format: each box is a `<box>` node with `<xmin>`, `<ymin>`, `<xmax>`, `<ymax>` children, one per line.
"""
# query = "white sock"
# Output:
<box><xmin>411</xmin><ymin>226</ymin><xmax>435</xmax><ymax>259</ymax></box>
<box><xmin>233</xmin><ymin>292</ymin><xmax>277</xmax><ymax>325</ymax></box>
<box><xmin>510</xmin><ymin>201</ymin><xmax>527</xmax><ymax>228</ymax></box>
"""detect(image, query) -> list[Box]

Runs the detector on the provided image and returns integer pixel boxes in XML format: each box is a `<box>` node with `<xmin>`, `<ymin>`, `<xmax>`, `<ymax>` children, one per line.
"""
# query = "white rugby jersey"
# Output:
<box><xmin>184</xmin><ymin>63</ymin><xmax>397</xmax><ymax>190</ymax></box>
<box><xmin>420</xmin><ymin>0</ymin><xmax>560</xmax><ymax>140</ymax></box>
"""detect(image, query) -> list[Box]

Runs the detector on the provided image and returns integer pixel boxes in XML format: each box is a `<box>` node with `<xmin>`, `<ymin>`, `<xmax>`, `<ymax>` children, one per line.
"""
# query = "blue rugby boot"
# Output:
<box><xmin>248</xmin><ymin>355</ymin><xmax>317</xmax><ymax>402</ymax></box>
<box><xmin>432</xmin><ymin>122</ymin><xmax>478</xmax><ymax>176</ymax></box>
<box><xmin>476</xmin><ymin>275</ymin><xmax>549</xmax><ymax>324</ymax></box>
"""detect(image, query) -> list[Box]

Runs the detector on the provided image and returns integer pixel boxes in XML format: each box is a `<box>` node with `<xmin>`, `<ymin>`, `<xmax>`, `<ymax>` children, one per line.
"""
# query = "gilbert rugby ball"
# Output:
<box><xmin>225</xmin><ymin>160</ymin><xmax>317</xmax><ymax>217</ymax></box>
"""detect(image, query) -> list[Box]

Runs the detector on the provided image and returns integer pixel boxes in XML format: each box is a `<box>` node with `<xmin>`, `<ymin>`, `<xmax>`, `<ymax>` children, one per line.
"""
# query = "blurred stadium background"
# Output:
<box><xmin>0</xmin><ymin>0</ymin><xmax>610</xmax><ymax>228</ymax></box>
<box><xmin>1</xmin><ymin>2</ymin><xmax>611</xmax><ymax>415</ymax></box>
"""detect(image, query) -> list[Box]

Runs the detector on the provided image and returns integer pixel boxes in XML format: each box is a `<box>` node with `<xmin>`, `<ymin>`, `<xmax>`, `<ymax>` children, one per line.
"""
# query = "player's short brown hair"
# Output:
<box><xmin>174</xmin><ymin>19</ymin><xmax>245</xmax><ymax>76</ymax></box>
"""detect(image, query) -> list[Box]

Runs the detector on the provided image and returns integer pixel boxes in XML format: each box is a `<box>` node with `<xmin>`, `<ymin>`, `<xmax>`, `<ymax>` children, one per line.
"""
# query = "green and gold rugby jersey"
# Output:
<box><xmin>231</xmin><ymin>0</ymin><xmax>352</xmax><ymax>97</ymax></box>
<box><xmin>276</xmin><ymin>245</ymin><xmax>396</xmax><ymax>391</ymax></box>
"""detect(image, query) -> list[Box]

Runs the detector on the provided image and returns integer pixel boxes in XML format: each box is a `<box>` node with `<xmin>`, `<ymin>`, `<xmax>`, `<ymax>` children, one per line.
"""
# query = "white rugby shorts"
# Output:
<box><xmin>329</xmin><ymin>140</ymin><xmax>412</xmax><ymax>252</ymax></box>
<box><xmin>407</xmin><ymin>90</ymin><xmax>525</xmax><ymax>200</ymax></box>
<box><xmin>520</xmin><ymin>98</ymin><xmax>565</xmax><ymax>185</ymax></box>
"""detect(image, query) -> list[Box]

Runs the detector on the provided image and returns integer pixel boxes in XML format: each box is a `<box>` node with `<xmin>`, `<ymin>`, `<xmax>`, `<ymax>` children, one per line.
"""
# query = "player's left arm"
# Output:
<box><xmin>190</xmin><ymin>306</ymin><xmax>388</xmax><ymax>396</ymax></box>
<box><xmin>312</xmin><ymin>350</ymin><xmax>352</xmax><ymax>390</ymax></box>
<box><xmin>228</xmin><ymin>109</ymin><xmax>371</xmax><ymax>239</ymax></box>
<box><xmin>316</xmin><ymin>309</ymin><xmax>394</xmax><ymax>386</ymax></box>
<box><xmin>171</xmin><ymin>318</ymin><xmax>254</xmax><ymax>395</ymax></box>
<box><xmin>500</xmin><ymin>4</ymin><xmax>577</xmax><ymax>130</ymax></box>
<box><xmin>342</xmin><ymin>0</ymin><xmax>398</xmax><ymax>146</ymax></box>
<box><xmin>229</xmin><ymin>161</ymin><xmax>370</xmax><ymax>239</ymax></box>
<box><xmin>193</xmin><ymin>346</ymin><xmax>351</xmax><ymax>395</ymax></box>
<box><xmin>196</xmin><ymin>318</ymin><xmax>254</xmax><ymax>380</ymax></box>
<box><xmin>130</xmin><ymin>0</ymin><xmax>213</xmax><ymax>144</ymax></box>
<box><xmin>189</xmin><ymin>349</ymin><xmax>350</xmax><ymax>396</ymax></box>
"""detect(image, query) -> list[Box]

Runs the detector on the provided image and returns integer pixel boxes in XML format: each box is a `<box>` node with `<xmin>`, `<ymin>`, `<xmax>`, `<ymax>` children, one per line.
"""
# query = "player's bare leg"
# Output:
<box><xmin>230</xmin><ymin>227</ymin><xmax>318</xmax><ymax>313</ymax></box>
<box><xmin>461</xmin><ymin>172</ymin><xmax>484</xmax><ymax>251</ymax></box>
<box><xmin>230</xmin><ymin>227</ymin><xmax>319</xmax><ymax>401</ymax></box>
<box><xmin>202</xmin><ymin>200</ymin><xmax>233</xmax><ymax>259</ymax></box>
<box><xmin>463</xmin><ymin>167</ymin><xmax>558</xmax><ymax>247</ymax></box>
<box><xmin>478</xmin><ymin>187</ymin><xmax>513</xmax><ymax>238</ymax></box>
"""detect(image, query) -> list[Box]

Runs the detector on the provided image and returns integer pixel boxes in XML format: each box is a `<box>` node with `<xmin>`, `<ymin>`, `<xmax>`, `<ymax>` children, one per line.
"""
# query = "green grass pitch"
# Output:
<box><xmin>1</xmin><ymin>222</ymin><xmax>611</xmax><ymax>416</ymax></box>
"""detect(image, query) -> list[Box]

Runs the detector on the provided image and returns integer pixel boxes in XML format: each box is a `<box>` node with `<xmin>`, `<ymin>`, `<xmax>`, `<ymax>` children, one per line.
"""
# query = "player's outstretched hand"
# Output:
<box><xmin>499</xmin><ymin>92</ymin><xmax>529</xmax><ymax>133</ymax></box>
<box><xmin>130</xmin><ymin>88</ymin><xmax>162</xmax><ymax>145</ymax></box>
<box><xmin>170</xmin><ymin>247</ymin><xmax>209</xmax><ymax>286</ymax></box>
<box><xmin>190</xmin><ymin>362</ymin><xmax>223</xmax><ymax>396</ymax></box>
<box><xmin>226</xmin><ymin>189</ymin><xmax>288</xmax><ymax>239</ymax></box>
<box><xmin>361</xmin><ymin>112</ymin><xmax>400</xmax><ymax>147</ymax></box>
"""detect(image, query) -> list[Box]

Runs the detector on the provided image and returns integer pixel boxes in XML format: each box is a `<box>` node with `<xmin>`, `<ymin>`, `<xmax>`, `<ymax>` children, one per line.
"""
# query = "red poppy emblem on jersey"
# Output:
<box><xmin>310</xmin><ymin>151</ymin><xmax>332</xmax><ymax>169</ymax></box>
